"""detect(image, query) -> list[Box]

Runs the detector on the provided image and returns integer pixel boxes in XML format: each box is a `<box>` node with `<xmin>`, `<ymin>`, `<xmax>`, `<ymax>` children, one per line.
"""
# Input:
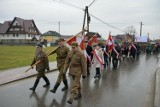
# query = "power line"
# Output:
<box><xmin>52</xmin><ymin>0</ymin><xmax>125</xmax><ymax>33</ymax></box>
<box><xmin>88</xmin><ymin>0</ymin><xmax>96</xmax><ymax>7</ymax></box>
<box><xmin>89</xmin><ymin>14</ymin><xmax>125</xmax><ymax>32</ymax></box>
<box><xmin>53</xmin><ymin>0</ymin><xmax>84</xmax><ymax>10</ymax></box>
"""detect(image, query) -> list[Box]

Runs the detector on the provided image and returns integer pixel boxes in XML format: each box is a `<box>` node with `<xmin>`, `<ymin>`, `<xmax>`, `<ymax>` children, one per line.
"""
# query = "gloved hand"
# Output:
<box><xmin>30</xmin><ymin>65</ymin><xmax>33</xmax><ymax>69</ymax></box>
<box><xmin>46</xmin><ymin>68</ymin><xmax>50</xmax><ymax>71</ymax></box>
<box><xmin>82</xmin><ymin>76</ymin><xmax>86</xmax><ymax>79</ymax></box>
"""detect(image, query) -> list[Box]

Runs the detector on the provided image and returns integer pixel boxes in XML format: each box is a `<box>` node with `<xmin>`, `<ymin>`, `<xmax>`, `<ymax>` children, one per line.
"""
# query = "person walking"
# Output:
<box><xmin>92</xmin><ymin>43</ymin><xmax>104</xmax><ymax>78</ymax></box>
<box><xmin>63</xmin><ymin>42</ymin><xmax>87</xmax><ymax>104</ymax></box>
<box><xmin>50</xmin><ymin>38</ymin><xmax>70</xmax><ymax>93</ymax></box>
<box><xmin>85</xmin><ymin>40</ymin><xmax>93</xmax><ymax>76</ymax></box>
<box><xmin>29</xmin><ymin>44</ymin><xmax>50</xmax><ymax>91</ymax></box>
<box><xmin>111</xmin><ymin>43</ymin><xmax>121</xmax><ymax>69</ymax></box>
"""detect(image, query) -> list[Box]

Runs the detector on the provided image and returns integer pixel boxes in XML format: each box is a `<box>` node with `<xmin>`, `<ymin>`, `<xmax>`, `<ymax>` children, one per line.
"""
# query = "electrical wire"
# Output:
<box><xmin>89</xmin><ymin>13</ymin><xmax>125</xmax><ymax>32</ymax></box>
<box><xmin>53</xmin><ymin>0</ymin><xmax>84</xmax><ymax>10</ymax></box>
<box><xmin>52</xmin><ymin>0</ymin><xmax>125</xmax><ymax>32</ymax></box>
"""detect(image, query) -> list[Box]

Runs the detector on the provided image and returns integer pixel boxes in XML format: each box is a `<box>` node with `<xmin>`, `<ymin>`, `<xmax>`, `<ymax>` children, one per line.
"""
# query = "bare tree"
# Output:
<box><xmin>124</xmin><ymin>26</ymin><xmax>136</xmax><ymax>35</ymax></box>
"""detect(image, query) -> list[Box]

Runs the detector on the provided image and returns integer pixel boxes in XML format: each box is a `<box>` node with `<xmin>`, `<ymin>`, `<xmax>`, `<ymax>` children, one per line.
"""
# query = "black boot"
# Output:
<box><xmin>94</xmin><ymin>68</ymin><xmax>99</xmax><ymax>78</ymax></box>
<box><xmin>50</xmin><ymin>82</ymin><xmax>60</xmax><ymax>93</ymax></box>
<box><xmin>61</xmin><ymin>80</ymin><xmax>68</xmax><ymax>91</ymax></box>
<box><xmin>29</xmin><ymin>78</ymin><xmax>40</xmax><ymax>91</ymax></box>
<box><xmin>42</xmin><ymin>76</ymin><xmax>50</xmax><ymax>87</ymax></box>
<box><xmin>97</xmin><ymin>68</ymin><xmax>101</xmax><ymax>78</ymax></box>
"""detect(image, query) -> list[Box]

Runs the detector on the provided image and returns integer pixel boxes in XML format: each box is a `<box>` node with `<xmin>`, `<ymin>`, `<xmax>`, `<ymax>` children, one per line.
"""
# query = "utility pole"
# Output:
<box><xmin>140</xmin><ymin>22</ymin><xmax>144</xmax><ymax>37</ymax></box>
<box><xmin>148</xmin><ymin>33</ymin><xmax>150</xmax><ymax>42</ymax></box>
<box><xmin>58</xmin><ymin>21</ymin><xmax>60</xmax><ymax>34</ymax></box>
<box><xmin>82</xmin><ymin>6</ymin><xmax>90</xmax><ymax>33</ymax></box>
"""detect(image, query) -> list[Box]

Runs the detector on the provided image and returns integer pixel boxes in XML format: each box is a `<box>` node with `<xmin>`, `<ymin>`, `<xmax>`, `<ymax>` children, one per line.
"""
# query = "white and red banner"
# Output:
<box><xmin>107</xmin><ymin>33</ymin><xmax>114</xmax><ymax>53</ymax></box>
<box><xmin>66</xmin><ymin>32</ymin><xmax>85</xmax><ymax>49</ymax></box>
<box><xmin>65</xmin><ymin>30</ymin><xmax>88</xmax><ymax>58</ymax></box>
<box><xmin>88</xmin><ymin>34</ymin><xmax>98</xmax><ymax>46</ymax></box>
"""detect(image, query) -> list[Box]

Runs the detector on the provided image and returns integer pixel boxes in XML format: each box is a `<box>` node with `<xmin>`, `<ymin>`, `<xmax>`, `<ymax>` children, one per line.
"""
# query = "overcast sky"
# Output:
<box><xmin>0</xmin><ymin>0</ymin><xmax>160</xmax><ymax>39</ymax></box>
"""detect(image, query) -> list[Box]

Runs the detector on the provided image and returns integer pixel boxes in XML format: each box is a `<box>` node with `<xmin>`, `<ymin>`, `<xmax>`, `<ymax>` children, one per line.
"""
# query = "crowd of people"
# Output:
<box><xmin>29</xmin><ymin>37</ymin><xmax>160</xmax><ymax>105</ymax></box>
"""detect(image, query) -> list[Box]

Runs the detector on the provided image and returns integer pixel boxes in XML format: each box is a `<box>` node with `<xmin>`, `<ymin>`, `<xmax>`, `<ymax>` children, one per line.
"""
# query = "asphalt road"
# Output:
<box><xmin>0</xmin><ymin>53</ymin><xmax>159</xmax><ymax>107</ymax></box>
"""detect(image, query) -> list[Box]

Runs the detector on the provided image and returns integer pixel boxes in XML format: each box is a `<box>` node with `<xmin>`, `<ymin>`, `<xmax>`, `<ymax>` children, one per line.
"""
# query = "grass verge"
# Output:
<box><xmin>0</xmin><ymin>46</ymin><xmax>57</xmax><ymax>71</ymax></box>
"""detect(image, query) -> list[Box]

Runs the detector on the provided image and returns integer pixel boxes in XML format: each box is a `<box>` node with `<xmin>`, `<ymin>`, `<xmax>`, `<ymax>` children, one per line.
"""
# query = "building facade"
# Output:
<box><xmin>0</xmin><ymin>17</ymin><xmax>41</xmax><ymax>45</ymax></box>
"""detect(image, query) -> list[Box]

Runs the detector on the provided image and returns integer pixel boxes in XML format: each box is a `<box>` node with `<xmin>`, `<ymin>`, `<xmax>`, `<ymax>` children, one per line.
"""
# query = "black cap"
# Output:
<box><xmin>36</xmin><ymin>44</ymin><xmax>42</xmax><ymax>48</ymax></box>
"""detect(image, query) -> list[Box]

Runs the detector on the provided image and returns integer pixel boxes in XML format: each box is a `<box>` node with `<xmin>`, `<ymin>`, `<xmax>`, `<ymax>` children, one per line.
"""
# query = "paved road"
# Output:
<box><xmin>0</xmin><ymin>53</ymin><xmax>159</xmax><ymax>107</ymax></box>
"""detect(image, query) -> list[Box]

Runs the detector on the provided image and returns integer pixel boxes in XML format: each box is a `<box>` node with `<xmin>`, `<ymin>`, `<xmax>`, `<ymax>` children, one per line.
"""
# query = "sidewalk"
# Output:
<box><xmin>0</xmin><ymin>61</ymin><xmax>57</xmax><ymax>86</ymax></box>
<box><xmin>154</xmin><ymin>66</ymin><xmax>160</xmax><ymax>107</ymax></box>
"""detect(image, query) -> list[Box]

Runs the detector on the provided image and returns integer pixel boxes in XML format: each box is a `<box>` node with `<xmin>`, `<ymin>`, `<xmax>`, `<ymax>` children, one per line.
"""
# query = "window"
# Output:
<box><xmin>16</xmin><ymin>23</ymin><xmax>18</xmax><ymax>26</ymax></box>
<box><xmin>13</xmin><ymin>34</ymin><xmax>15</xmax><ymax>37</ymax></box>
<box><xmin>16</xmin><ymin>34</ymin><xmax>18</xmax><ymax>37</ymax></box>
<box><xmin>28</xmin><ymin>34</ymin><xmax>30</xmax><ymax>37</ymax></box>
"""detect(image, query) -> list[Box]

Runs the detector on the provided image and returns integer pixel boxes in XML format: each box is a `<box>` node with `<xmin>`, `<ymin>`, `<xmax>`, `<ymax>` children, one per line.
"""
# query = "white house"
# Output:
<box><xmin>0</xmin><ymin>17</ymin><xmax>41</xmax><ymax>45</ymax></box>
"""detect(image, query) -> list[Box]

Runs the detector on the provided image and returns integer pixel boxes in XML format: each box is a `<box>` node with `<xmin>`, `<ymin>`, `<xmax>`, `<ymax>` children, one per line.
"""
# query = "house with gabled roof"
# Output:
<box><xmin>40</xmin><ymin>30</ymin><xmax>61</xmax><ymax>43</ymax></box>
<box><xmin>0</xmin><ymin>17</ymin><xmax>41</xmax><ymax>45</ymax></box>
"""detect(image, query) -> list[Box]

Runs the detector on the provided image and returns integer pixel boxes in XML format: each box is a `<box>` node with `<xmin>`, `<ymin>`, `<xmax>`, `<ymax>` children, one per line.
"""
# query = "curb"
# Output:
<box><xmin>0</xmin><ymin>68</ymin><xmax>58</xmax><ymax>86</ymax></box>
<box><xmin>154</xmin><ymin>66</ymin><xmax>160</xmax><ymax>107</ymax></box>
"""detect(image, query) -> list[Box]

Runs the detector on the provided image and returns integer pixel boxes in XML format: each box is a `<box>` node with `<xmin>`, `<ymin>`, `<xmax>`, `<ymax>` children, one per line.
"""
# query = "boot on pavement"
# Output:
<box><xmin>50</xmin><ymin>82</ymin><xmax>60</xmax><ymax>93</ymax></box>
<box><xmin>61</xmin><ymin>80</ymin><xmax>68</xmax><ymax>91</ymax></box>
<box><xmin>29</xmin><ymin>78</ymin><xmax>40</xmax><ymax>91</ymax></box>
<box><xmin>42</xmin><ymin>76</ymin><xmax>50</xmax><ymax>87</ymax></box>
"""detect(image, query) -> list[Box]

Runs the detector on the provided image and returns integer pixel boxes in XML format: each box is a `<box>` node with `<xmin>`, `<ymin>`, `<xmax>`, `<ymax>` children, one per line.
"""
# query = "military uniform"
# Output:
<box><xmin>63</xmin><ymin>42</ymin><xmax>87</xmax><ymax>104</ymax></box>
<box><xmin>50</xmin><ymin>38</ymin><xmax>70</xmax><ymax>93</ymax></box>
<box><xmin>30</xmin><ymin>44</ymin><xmax>50</xmax><ymax>91</ymax></box>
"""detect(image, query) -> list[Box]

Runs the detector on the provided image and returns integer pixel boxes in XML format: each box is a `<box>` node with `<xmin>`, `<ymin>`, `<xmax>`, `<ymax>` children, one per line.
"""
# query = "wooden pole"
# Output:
<box><xmin>25</xmin><ymin>30</ymin><xmax>85</xmax><ymax>72</ymax></box>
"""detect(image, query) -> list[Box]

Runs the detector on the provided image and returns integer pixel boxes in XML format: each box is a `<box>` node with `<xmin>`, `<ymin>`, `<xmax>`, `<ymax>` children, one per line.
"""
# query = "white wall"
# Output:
<box><xmin>0</xmin><ymin>34</ymin><xmax>41</xmax><ymax>40</ymax></box>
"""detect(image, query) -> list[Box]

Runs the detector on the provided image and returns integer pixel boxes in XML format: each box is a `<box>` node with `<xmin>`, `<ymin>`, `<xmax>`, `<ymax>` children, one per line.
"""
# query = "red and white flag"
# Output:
<box><xmin>66</xmin><ymin>31</ymin><xmax>85</xmax><ymax>49</ymax></box>
<box><xmin>88</xmin><ymin>34</ymin><xmax>98</xmax><ymax>46</ymax></box>
<box><xmin>107</xmin><ymin>33</ymin><xmax>114</xmax><ymax>53</ymax></box>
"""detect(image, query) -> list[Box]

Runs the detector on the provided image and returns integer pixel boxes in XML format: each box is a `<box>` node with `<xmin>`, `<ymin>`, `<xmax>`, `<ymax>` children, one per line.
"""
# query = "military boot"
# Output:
<box><xmin>61</xmin><ymin>80</ymin><xmax>68</xmax><ymax>91</ymax></box>
<box><xmin>29</xmin><ymin>78</ymin><xmax>40</xmax><ymax>91</ymax></box>
<box><xmin>67</xmin><ymin>98</ymin><xmax>73</xmax><ymax>104</ymax></box>
<box><xmin>50</xmin><ymin>82</ymin><xmax>60</xmax><ymax>93</ymax></box>
<box><xmin>67</xmin><ymin>93</ymin><xmax>75</xmax><ymax>104</ymax></box>
<box><xmin>42</xmin><ymin>76</ymin><xmax>50</xmax><ymax>87</ymax></box>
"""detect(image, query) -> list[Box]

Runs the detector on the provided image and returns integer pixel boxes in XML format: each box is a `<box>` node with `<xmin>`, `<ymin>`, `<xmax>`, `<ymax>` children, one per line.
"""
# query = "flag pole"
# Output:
<box><xmin>25</xmin><ymin>30</ymin><xmax>86</xmax><ymax>72</ymax></box>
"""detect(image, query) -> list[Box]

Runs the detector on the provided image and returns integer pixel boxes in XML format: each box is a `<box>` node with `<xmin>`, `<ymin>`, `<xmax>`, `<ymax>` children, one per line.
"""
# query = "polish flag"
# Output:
<box><xmin>66</xmin><ymin>31</ymin><xmax>85</xmax><ymax>50</ymax></box>
<box><xmin>88</xmin><ymin>33</ymin><xmax>98</xmax><ymax>46</ymax></box>
<box><xmin>107</xmin><ymin>33</ymin><xmax>114</xmax><ymax>53</ymax></box>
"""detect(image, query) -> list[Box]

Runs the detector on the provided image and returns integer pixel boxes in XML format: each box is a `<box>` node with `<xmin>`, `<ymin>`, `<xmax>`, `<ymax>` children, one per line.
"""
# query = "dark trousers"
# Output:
<box><xmin>112</xmin><ymin>58</ymin><xmax>118</xmax><ymax>68</ymax></box>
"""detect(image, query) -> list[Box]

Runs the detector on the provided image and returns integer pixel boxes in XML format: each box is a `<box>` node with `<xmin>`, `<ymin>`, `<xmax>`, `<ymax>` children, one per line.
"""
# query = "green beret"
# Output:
<box><xmin>71</xmin><ymin>42</ymin><xmax>78</xmax><ymax>47</ymax></box>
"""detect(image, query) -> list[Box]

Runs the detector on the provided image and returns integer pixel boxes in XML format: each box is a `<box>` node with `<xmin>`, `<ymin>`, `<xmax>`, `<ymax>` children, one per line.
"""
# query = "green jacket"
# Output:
<box><xmin>50</xmin><ymin>46</ymin><xmax>70</xmax><ymax>68</ymax></box>
<box><xmin>31</xmin><ymin>51</ymin><xmax>49</xmax><ymax>72</ymax></box>
<box><xmin>64</xmin><ymin>50</ymin><xmax>87</xmax><ymax>77</ymax></box>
